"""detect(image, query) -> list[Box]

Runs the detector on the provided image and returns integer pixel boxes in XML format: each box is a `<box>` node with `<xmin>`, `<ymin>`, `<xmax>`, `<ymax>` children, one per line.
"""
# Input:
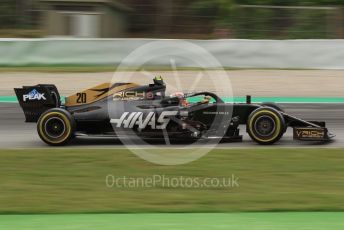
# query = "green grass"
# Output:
<box><xmin>1</xmin><ymin>212</ymin><xmax>344</xmax><ymax>230</ymax></box>
<box><xmin>1</xmin><ymin>148</ymin><xmax>344</xmax><ymax>214</ymax></box>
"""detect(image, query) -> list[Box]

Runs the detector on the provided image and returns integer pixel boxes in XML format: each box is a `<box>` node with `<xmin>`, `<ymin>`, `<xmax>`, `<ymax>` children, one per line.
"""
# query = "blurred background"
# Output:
<box><xmin>0</xmin><ymin>0</ymin><xmax>343</xmax><ymax>39</ymax></box>
<box><xmin>1</xmin><ymin>2</ymin><xmax>344</xmax><ymax>228</ymax></box>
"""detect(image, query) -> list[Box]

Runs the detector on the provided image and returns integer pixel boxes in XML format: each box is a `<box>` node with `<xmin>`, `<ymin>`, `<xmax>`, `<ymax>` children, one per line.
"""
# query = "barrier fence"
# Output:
<box><xmin>0</xmin><ymin>38</ymin><xmax>343</xmax><ymax>69</ymax></box>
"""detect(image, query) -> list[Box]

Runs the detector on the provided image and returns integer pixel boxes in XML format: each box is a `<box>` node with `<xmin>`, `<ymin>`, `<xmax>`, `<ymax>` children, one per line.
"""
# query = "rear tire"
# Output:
<box><xmin>37</xmin><ymin>108</ymin><xmax>75</xmax><ymax>146</ymax></box>
<box><xmin>247</xmin><ymin>107</ymin><xmax>285</xmax><ymax>145</ymax></box>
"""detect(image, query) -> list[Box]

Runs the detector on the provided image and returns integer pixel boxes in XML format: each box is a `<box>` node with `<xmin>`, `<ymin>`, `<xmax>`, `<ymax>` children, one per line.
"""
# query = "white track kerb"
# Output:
<box><xmin>108</xmin><ymin>40</ymin><xmax>233</xmax><ymax>165</ymax></box>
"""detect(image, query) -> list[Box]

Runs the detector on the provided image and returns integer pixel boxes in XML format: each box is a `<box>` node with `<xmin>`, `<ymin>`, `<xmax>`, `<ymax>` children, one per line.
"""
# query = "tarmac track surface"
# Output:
<box><xmin>1</xmin><ymin>103</ymin><xmax>343</xmax><ymax>148</ymax></box>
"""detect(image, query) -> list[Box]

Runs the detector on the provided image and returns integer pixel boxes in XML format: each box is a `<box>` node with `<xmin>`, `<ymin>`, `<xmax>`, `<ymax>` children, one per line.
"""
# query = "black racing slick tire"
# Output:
<box><xmin>37</xmin><ymin>108</ymin><xmax>75</xmax><ymax>146</ymax></box>
<box><xmin>247</xmin><ymin>107</ymin><xmax>285</xmax><ymax>145</ymax></box>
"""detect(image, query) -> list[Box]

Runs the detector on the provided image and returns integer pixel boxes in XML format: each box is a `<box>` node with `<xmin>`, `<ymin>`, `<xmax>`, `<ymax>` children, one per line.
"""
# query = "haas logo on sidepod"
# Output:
<box><xmin>110</xmin><ymin>111</ymin><xmax>178</xmax><ymax>130</ymax></box>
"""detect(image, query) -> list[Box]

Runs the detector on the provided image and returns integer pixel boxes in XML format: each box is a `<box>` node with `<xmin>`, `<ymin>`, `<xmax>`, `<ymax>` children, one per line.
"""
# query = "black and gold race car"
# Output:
<box><xmin>14</xmin><ymin>77</ymin><xmax>334</xmax><ymax>146</ymax></box>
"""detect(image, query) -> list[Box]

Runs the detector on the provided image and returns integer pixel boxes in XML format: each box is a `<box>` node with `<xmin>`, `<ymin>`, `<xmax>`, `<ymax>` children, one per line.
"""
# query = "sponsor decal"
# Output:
<box><xmin>294</xmin><ymin>128</ymin><xmax>325</xmax><ymax>139</ymax></box>
<box><xmin>113</xmin><ymin>91</ymin><xmax>147</xmax><ymax>101</ymax></box>
<box><xmin>203</xmin><ymin>111</ymin><xmax>230</xmax><ymax>115</ymax></box>
<box><xmin>23</xmin><ymin>89</ymin><xmax>46</xmax><ymax>102</ymax></box>
<box><xmin>110</xmin><ymin>111</ymin><xmax>178</xmax><ymax>129</ymax></box>
<box><xmin>113</xmin><ymin>91</ymin><xmax>155</xmax><ymax>101</ymax></box>
<box><xmin>146</xmin><ymin>91</ymin><xmax>154</xmax><ymax>99</ymax></box>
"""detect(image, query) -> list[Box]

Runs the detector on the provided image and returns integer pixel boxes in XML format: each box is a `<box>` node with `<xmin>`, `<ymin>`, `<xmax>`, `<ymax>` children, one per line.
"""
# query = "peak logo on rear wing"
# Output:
<box><xmin>23</xmin><ymin>89</ymin><xmax>46</xmax><ymax>102</ymax></box>
<box><xmin>14</xmin><ymin>84</ymin><xmax>61</xmax><ymax>122</ymax></box>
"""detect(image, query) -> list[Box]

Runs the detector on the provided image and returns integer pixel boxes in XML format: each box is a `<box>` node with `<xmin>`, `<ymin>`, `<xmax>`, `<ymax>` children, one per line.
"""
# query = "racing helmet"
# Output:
<box><xmin>170</xmin><ymin>92</ymin><xmax>189</xmax><ymax>107</ymax></box>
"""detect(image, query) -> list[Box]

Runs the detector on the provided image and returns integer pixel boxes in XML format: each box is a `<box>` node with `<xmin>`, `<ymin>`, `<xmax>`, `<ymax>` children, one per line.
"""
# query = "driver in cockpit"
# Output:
<box><xmin>170</xmin><ymin>91</ymin><xmax>189</xmax><ymax>107</ymax></box>
<box><xmin>201</xmin><ymin>95</ymin><xmax>211</xmax><ymax>104</ymax></box>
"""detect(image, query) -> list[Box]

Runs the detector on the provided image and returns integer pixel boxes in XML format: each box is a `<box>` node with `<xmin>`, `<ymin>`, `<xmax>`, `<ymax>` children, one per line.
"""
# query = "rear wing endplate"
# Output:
<box><xmin>14</xmin><ymin>84</ymin><xmax>61</xmax><ymax>122</ymax></box>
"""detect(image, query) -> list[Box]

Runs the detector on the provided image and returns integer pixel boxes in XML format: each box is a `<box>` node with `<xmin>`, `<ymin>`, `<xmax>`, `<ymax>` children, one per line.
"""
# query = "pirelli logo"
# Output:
<box><xmin>293</xmin><ymin>127</ymin><xmax>326</xmax><ymax>140</ymax></box>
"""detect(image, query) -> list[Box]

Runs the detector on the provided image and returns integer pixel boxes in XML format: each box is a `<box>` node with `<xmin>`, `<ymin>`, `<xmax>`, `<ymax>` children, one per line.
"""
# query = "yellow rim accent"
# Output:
<box><xmin>38</xmin><ymin>112</ymin><xmax>72</xmax><ymax>144</ymax></box>
<box><xmin>248</xmin><ymin>110</ymin><xmax>281</xmax><ymax>143</ymax></box>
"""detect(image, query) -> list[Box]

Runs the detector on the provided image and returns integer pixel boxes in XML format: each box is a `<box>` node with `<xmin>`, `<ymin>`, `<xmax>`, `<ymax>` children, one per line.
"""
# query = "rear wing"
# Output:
<box><xmin>14</xmin><ymin>84</ymin><xmax>61</xmax><ymax>122</ymax></box>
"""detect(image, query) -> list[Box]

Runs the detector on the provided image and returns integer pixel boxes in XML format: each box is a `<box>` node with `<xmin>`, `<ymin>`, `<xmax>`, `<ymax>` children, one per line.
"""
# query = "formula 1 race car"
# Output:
<box><xmin>14</xmin><ymin>77</ymin><xmax>334</xmax><ymax>146</ymax></box>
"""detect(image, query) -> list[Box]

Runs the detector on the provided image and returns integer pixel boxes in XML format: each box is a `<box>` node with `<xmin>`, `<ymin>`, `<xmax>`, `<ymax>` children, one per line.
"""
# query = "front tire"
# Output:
<box><xmin>37</xmin><ymin>108</ymin><xmax>75</xmax><ymax>146</ymax></box>
<box><xmin>247</xmin><ymin>107</ymin><xmax>285</xmax><ymax>145</ymax></box>
<box><xmin>261</xmin><ymin>102</ymin><xmax>284</xmax><ymax>112</ymax></box>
